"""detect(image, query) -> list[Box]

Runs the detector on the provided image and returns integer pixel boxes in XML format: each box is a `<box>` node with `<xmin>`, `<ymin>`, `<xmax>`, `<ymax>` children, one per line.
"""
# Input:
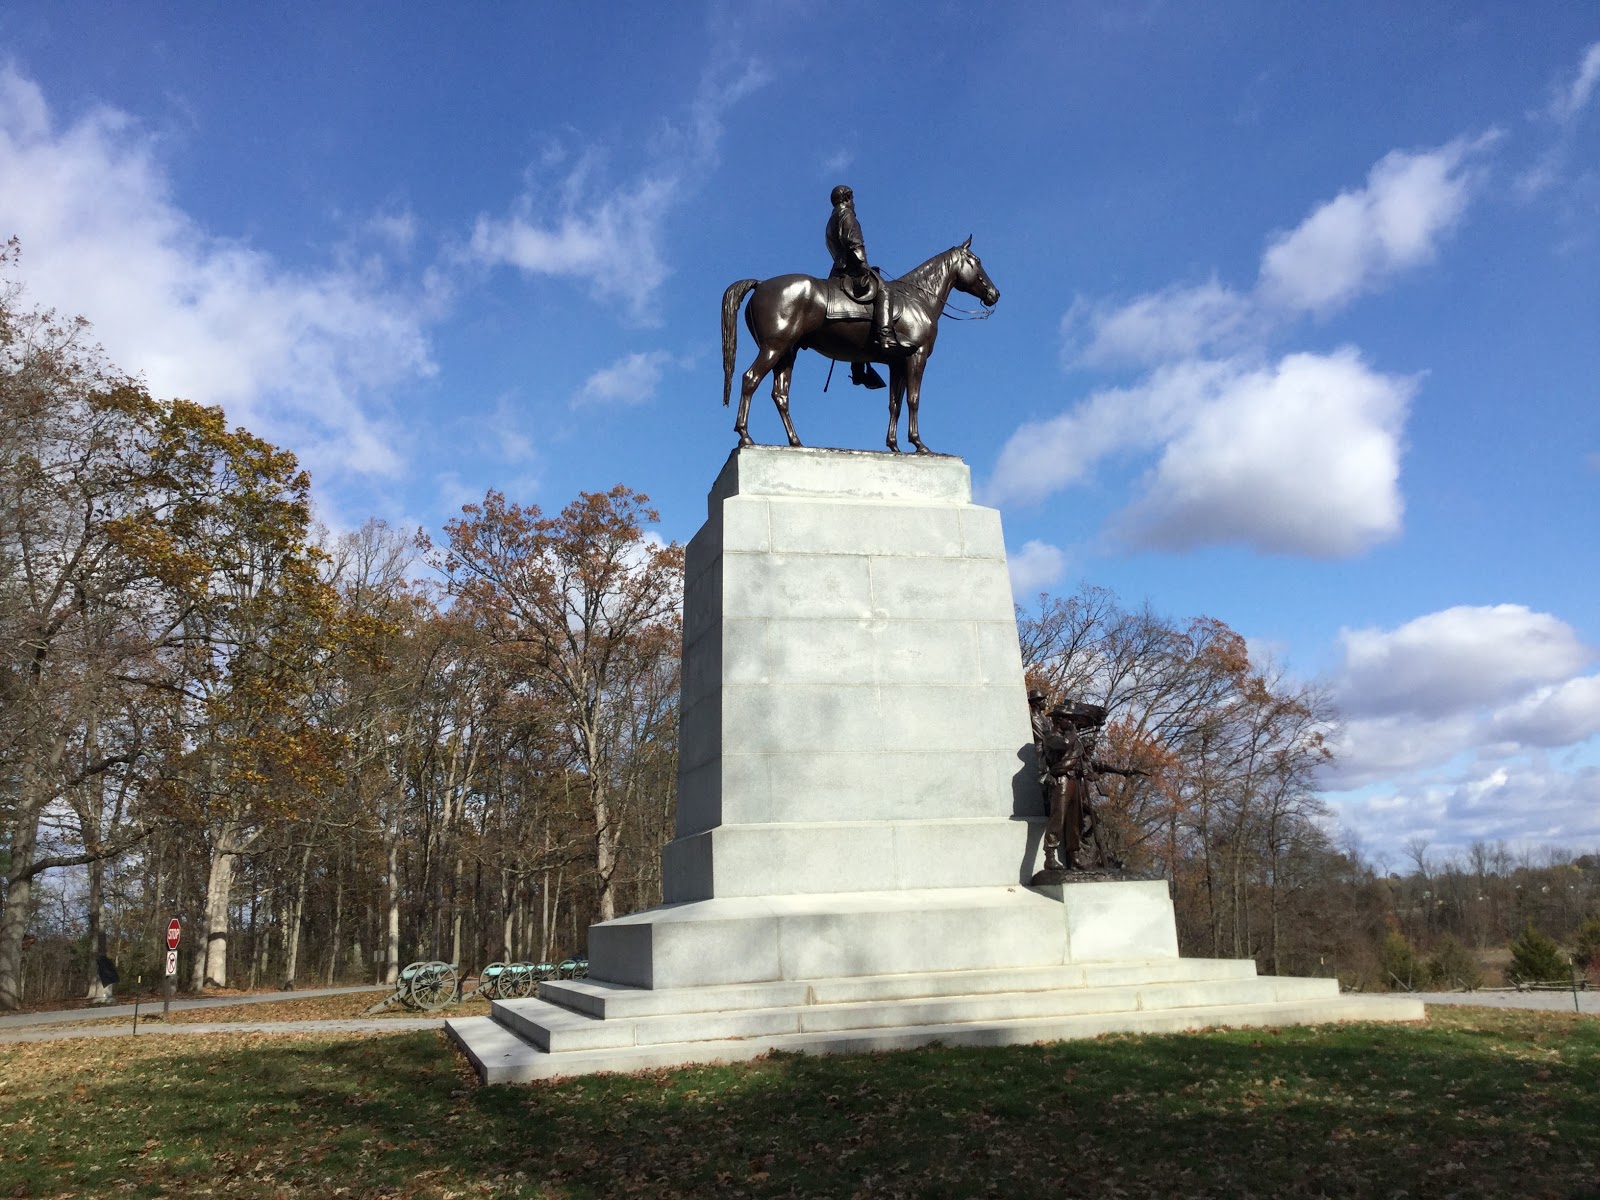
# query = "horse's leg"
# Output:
<box><xmin>771</xmin><ymin>350</ymin><xmax>801</xmax><ymax>447</ymax></box>
<box><xmin>906</xmin><ymin>351</ymin><xmax>932</xmax><ymax>454</ymax></box>
<box><xmin>735</xmin><ymin>344</ymin><xmax>784</xmax><ymax>447</ymax></box>
<box><xmin>885</xmin><ymin>363</ymin><xmax>905</xmax><ymax>453</ymax></box>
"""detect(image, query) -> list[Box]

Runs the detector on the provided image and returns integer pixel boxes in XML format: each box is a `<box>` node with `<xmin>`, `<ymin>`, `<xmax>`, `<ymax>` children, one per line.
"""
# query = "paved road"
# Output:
<box><xmin>0</xmin><ymin>1017</ymin><xmax>442</xmax><ymax>1044</ymax></box>
<box><xmin>0</xmin><ymin>983</ymin><xmax>389</xmax><ymax>1031</ymax></box>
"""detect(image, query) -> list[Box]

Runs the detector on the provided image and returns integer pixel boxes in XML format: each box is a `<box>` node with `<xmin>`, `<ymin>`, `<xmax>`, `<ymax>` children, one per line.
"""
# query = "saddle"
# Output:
<box><xmin>823</xmin><ymin>274</ymin><xmax>905</xmax><ymax>328</ymax></box>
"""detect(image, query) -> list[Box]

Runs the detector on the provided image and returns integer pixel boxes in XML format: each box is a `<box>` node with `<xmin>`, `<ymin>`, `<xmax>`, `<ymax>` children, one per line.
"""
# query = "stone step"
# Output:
<box><xmin>541</xmin><ymin>956</ymin><xmax>1263</xmax><ymax>1020</ymax></box>
<box><xmin>498</xmin><ymin>972</ymin><xmax>1339</xmax><ymax>1054</ymax></box>
<box><xmin>446</xmin><ymin>993</ymin><xmax>1425</xmax><ymax>1084</ymax></box>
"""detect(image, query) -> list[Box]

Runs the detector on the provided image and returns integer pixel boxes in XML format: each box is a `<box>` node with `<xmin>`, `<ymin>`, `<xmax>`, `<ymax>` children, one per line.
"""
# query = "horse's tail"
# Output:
<box><xmin>721</xmin><ymin>279</ymin><xmax>758</xmax><ymax>407</ymax></box>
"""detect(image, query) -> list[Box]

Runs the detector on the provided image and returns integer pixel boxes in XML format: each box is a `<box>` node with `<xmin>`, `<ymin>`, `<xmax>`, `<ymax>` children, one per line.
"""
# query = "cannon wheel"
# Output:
<box><xmin>409</xmin><ymin>961</ymin><xmax>459</xmax><ymax>1011</ymax></box>
<box><xmin>478</xmin><ymin>962</ymin><xmax>507</xmax><ymax>1001</ymax></box>
<box><xmin>395</xmin><ymin>961</ymin><xmax>430</xmax><ymax>1010</ymax></box>
<box><xmin>510</xmin><ymin>963</ymin><xmax>539</xmax><ymax>999</ymax></box>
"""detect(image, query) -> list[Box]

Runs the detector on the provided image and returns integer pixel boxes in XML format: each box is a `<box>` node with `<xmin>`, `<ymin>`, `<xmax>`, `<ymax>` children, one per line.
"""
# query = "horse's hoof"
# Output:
<box><xmin>788</xmin><ymin>436</ymin><xmax>804</xmax><ymax>448</ymax></box>
<box><xmin>886</xmin><ymin>440</ymin><xmax>900</xmax><ymax>454</ymax></box>
<box><xmin>914</xmin><ymin>445</ymin><xmax>933</xmax><ymax>455</ymax></box>
<box><xmin>737</xmin><ymin>433</ymin><xmax>755</xmax><ymax>448</ymax></box>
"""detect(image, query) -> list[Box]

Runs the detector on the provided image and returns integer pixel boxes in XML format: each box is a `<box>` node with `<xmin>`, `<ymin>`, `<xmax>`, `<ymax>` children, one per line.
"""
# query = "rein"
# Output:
<box><xmin>891</xmin><ymin>253</ymin><xmax>996</xmax><ymax>321</ymax></box>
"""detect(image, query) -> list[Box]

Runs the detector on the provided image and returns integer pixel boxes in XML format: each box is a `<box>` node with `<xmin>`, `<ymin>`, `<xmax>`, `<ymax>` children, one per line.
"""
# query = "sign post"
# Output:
<box><xmin>163</xmin><ymin>919</ymin><xmax>180</xmax><ymax>1019</ymax></box>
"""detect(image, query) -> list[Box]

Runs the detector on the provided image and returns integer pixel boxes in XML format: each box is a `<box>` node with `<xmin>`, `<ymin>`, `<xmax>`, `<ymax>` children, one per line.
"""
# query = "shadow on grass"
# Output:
<box><xmin>4</xmin><ymin>1011</ymin><xmax>1597</xmax><ymax>1198</ymax></box>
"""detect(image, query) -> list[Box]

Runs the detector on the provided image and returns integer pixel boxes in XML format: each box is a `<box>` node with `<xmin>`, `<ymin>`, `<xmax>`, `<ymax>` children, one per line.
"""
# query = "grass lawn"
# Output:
<box><xmin>1</xmin><ymin>1007</ymin><xmax>1595</xmax><ymax>1198</ymax></box>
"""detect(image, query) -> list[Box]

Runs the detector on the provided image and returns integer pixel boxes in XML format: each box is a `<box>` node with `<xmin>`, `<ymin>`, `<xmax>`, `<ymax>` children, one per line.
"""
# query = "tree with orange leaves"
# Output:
<box><xmin>438</xmin><ymin>485</ymin><xmax>683</xmax><ymax>923</ymax></box>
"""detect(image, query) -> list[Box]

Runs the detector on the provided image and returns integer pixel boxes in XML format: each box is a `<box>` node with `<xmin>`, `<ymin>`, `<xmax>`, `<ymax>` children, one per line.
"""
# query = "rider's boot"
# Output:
<box><xmin>871</xmin><ymin>290</ymin><xmax>895</xmax><ymax>349</ymax></box>
<box><xmin>850</xmin><ymin>362</ymin><xmax>887</xmax><ymax>389</ymax></box>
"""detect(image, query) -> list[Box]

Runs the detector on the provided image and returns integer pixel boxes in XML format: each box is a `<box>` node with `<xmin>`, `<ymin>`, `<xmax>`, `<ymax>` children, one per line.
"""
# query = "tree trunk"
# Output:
<box><xmin>0</xmin><ymin>807</ymin><xmax>41</xmax><ymax>1010</ymax></box>
<box><xmin>592</xmin><ymin>772</ymin><xmax>618</xmax><ymax>922</ymax></box>
<box><xmin>541</xmin><ymin>867</ymin><xmax>562</xmax><ymax>962</ymax></box>
<box><xmin>284</xmin><ymin>841</ymin><xmax>312</xmax><ymax>986</ymax></box>
<box><xmin>450</xmin><ymin>834</ymin><xmax>465</xmax><ymax>966</ymax></box>
<box><xmin>326</xmin><ymin>847</ymin><xmax>343</xmax><ymax>986</ymax></box>
<box><xmin>195</xmin><ymin>842</ymin><xmax>237</xmax><ymax>989</ymax></box>
<box><xmin>84</xmin><ymin>856</ymin><xmax>106</xmax><ymax>999</ymax></box>
<box><xmin>500</xmin><ymin>869</ymin><xmax>515</xmax><ymax>962</ymax></box>
<box><xmin>384</xmin><ymin>837</ymin><xmax>401</xmax><ymax>984</ymax></box>
<box><xmin>80</xmin><ymin>721</ymin><xmax>108</xmax><ymax>999</ymax></box>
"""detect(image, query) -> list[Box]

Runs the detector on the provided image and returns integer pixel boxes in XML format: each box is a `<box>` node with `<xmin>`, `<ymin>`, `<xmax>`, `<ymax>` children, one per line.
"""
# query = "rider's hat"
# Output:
<box><xmin>830</xmin><ymin>184</ymin><xmax>854</xmax><ymax>206</ymax></box>
<box><xmin>1027</xmin><ymin>687</ymin><xmax>1047</xmax><ymax>704</ymax></box>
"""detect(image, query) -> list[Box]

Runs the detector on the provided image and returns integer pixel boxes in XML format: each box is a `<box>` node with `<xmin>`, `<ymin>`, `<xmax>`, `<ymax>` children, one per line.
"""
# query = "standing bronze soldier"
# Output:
<box><xmin>1032</xmin><ymin>698</ymin><xmax>1142</xmax><ymax>871</ymax></box>
<box><xmin>826</xmin><ymin>184</ymin><xmax>895</xmax><ymax>387</ymax></box>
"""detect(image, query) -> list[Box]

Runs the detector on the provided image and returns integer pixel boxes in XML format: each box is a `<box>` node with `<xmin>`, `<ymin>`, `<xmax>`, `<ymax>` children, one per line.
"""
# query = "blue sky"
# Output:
<box><xmin>2</xmin><ymin>2</ymin><xmax>1596</xmax><ymax>863</ymax></box>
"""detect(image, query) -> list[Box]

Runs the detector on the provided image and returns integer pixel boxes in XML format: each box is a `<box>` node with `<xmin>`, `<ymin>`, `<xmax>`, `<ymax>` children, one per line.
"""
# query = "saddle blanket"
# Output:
<box><xmin>824</xmin><ymin>282</ymin><xmax>905</xmax><ymax>324</ymax></box>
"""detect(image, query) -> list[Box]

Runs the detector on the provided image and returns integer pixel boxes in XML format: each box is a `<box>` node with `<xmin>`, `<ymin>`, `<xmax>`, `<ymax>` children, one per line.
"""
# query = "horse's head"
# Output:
<box><xmin>953</xmin><ymin>236</ymin><xmax>1000</xmax><ymax>308</ymax></box>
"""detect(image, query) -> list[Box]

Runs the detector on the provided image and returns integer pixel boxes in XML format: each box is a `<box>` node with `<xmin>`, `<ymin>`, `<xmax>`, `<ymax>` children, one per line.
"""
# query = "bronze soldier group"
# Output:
<box><xmin>1028</xmin><ymin>688</ymin><xmax>1144</xmax><ymax>873</ymax></box>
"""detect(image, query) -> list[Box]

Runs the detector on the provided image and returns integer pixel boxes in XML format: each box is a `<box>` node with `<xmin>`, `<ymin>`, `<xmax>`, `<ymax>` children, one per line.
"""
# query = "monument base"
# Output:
<box><xmin>446</xmin><ymin>879</ymin><xmax>1424</xmax><ymax>1082</ymax></box>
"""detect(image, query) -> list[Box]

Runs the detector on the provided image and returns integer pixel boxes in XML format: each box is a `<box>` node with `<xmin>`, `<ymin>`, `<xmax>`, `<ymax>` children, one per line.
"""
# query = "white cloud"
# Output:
<box><xmin>0</xmin><ymin>67</ymin><xmax>436</xmax><ymax>480</ymax></box>
<box><xmin>1007</xmin><ymin>539</ymin><xmax>1067</xmax><ymax>598</ymax></box>
<box><xmin>1487</xmin><ymin>675</ymin><xmax>1600</xmax><ymax>748</ymax></box>
<box><xmin>1327</xmin><ymin>762</ymin><xmax>1600</xmax><ymax>855</ymax></box>
<box><xmin>1321</xmin><ymin>608</ymin><xmax>1600</xmax><ymax>849</ymax></box>
<box><xmin>1550</xmin><ymin>41</ymin><xmax>1600</xmax><ymax>124</ymax></box>
<box><xmin>820</xmin><ymin>148</ymin><xmax>854</xmax><ymax>177</ymax></box>
<box><xmin>986</xmin><ymin>358</ymin><xmax>1217</xmax><ymax>507</ymax></box>
<box><xmin>469</xmin><ymin>170</ymin><xmax>676</xmax><ymax>324</ymax></box>
<box><xmin>434</xmin><ymin>471</ymin><xmax>483</xmax><ymax>516</ymax></box>
<box><xmin>988</xmin><ymin>349</ymin><xmax>1411</xmax><ymax>557</ymax></box>
<box><xmin>572</xmin><ymin>350</ymin><xmax>679</xmax><ymax>408</ymax></box>
<box><xmin>1016</xmin><ymin>136</ymin><xmax>1494</xmax><ymax>551</ymax></box>
<box><xmin>1322</xmin><ymin>713</ymin><xmax>1480</xmax><ymax>791</ymax></box>
<box><xmin>1117</xmin><ymin>349</ymin><xmax>1411</xmax><ymax>555</ymax></box>
<box><xmin>1068</xmin><ymin>134</ymin><xmax>1492</xmax><ymax>367</ymax></box>
<box><xmin>1335</xmin><ymin>605</ymin><xmax>1595</xmax><ymax>720</ymax></box>
<box><xmin>469</xmin><ymin>57</ymin><xmax>766</xmax><ymax>323</ymax></box>
<box><xmin>1258</xmin><ymin>137</ymin><xmax>1489</xmax><ymax>314</ymax></box>
<box><xmin>367</xmin><ymin>209</ymin><xmax>419</xmax><ymax>252</ymax></box>
<box><xmin>1063</xmin><ymin>278</ymin><xmax>1256</xmax><ymax>368</ymax></box>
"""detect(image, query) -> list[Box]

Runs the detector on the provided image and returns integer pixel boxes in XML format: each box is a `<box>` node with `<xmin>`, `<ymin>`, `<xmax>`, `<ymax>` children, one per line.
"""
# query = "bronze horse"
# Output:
<box><xmin>721</xmin><ymin>238</ymin><xmax>999</xmax><ymax>454</ymax></box>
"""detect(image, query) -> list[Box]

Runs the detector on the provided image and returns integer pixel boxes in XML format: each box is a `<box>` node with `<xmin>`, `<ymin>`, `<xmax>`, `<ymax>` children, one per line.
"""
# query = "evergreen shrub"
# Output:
<box><xmin>1507</xmin><ymin>922</ymin><xmax>1570</xmax><ymax>986</ymax></box>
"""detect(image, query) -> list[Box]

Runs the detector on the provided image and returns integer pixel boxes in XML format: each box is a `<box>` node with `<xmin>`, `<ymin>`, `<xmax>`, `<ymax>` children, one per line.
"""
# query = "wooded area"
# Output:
<box><xmin>4</xmin><ymin>249</ymin><xmax>1597</xmax><ymax>1008</ymax></box>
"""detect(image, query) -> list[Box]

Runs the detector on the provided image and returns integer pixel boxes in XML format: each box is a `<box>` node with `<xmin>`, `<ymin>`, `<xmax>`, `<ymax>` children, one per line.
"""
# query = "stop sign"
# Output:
<box><xmin>166</xmin><ymin>919</ymin><xmax>181</xmax><ymax>951</ymax></box>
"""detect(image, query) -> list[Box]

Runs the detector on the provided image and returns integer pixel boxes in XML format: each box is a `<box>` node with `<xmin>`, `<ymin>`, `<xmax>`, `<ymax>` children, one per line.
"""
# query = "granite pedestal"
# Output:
<box><xmin>449</xmin><ymin>448</ymin><xmax>1422</xmax><ymax>1081</ymax></box>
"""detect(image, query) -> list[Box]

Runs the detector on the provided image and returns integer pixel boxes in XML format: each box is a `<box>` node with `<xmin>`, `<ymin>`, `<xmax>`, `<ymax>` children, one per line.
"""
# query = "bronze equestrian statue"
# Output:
<box><xmin>722</xmin><ymin>185</ymin><xmax>1000</xmax><ymax>454</ymax></box>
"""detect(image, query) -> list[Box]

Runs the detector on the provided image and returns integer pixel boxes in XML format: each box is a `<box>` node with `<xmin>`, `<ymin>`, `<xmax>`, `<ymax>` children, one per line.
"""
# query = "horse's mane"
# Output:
<box><xmin>895</xmin><ymin>245</ymin><xmax>964</xmax><ymax>291</ymax></box>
